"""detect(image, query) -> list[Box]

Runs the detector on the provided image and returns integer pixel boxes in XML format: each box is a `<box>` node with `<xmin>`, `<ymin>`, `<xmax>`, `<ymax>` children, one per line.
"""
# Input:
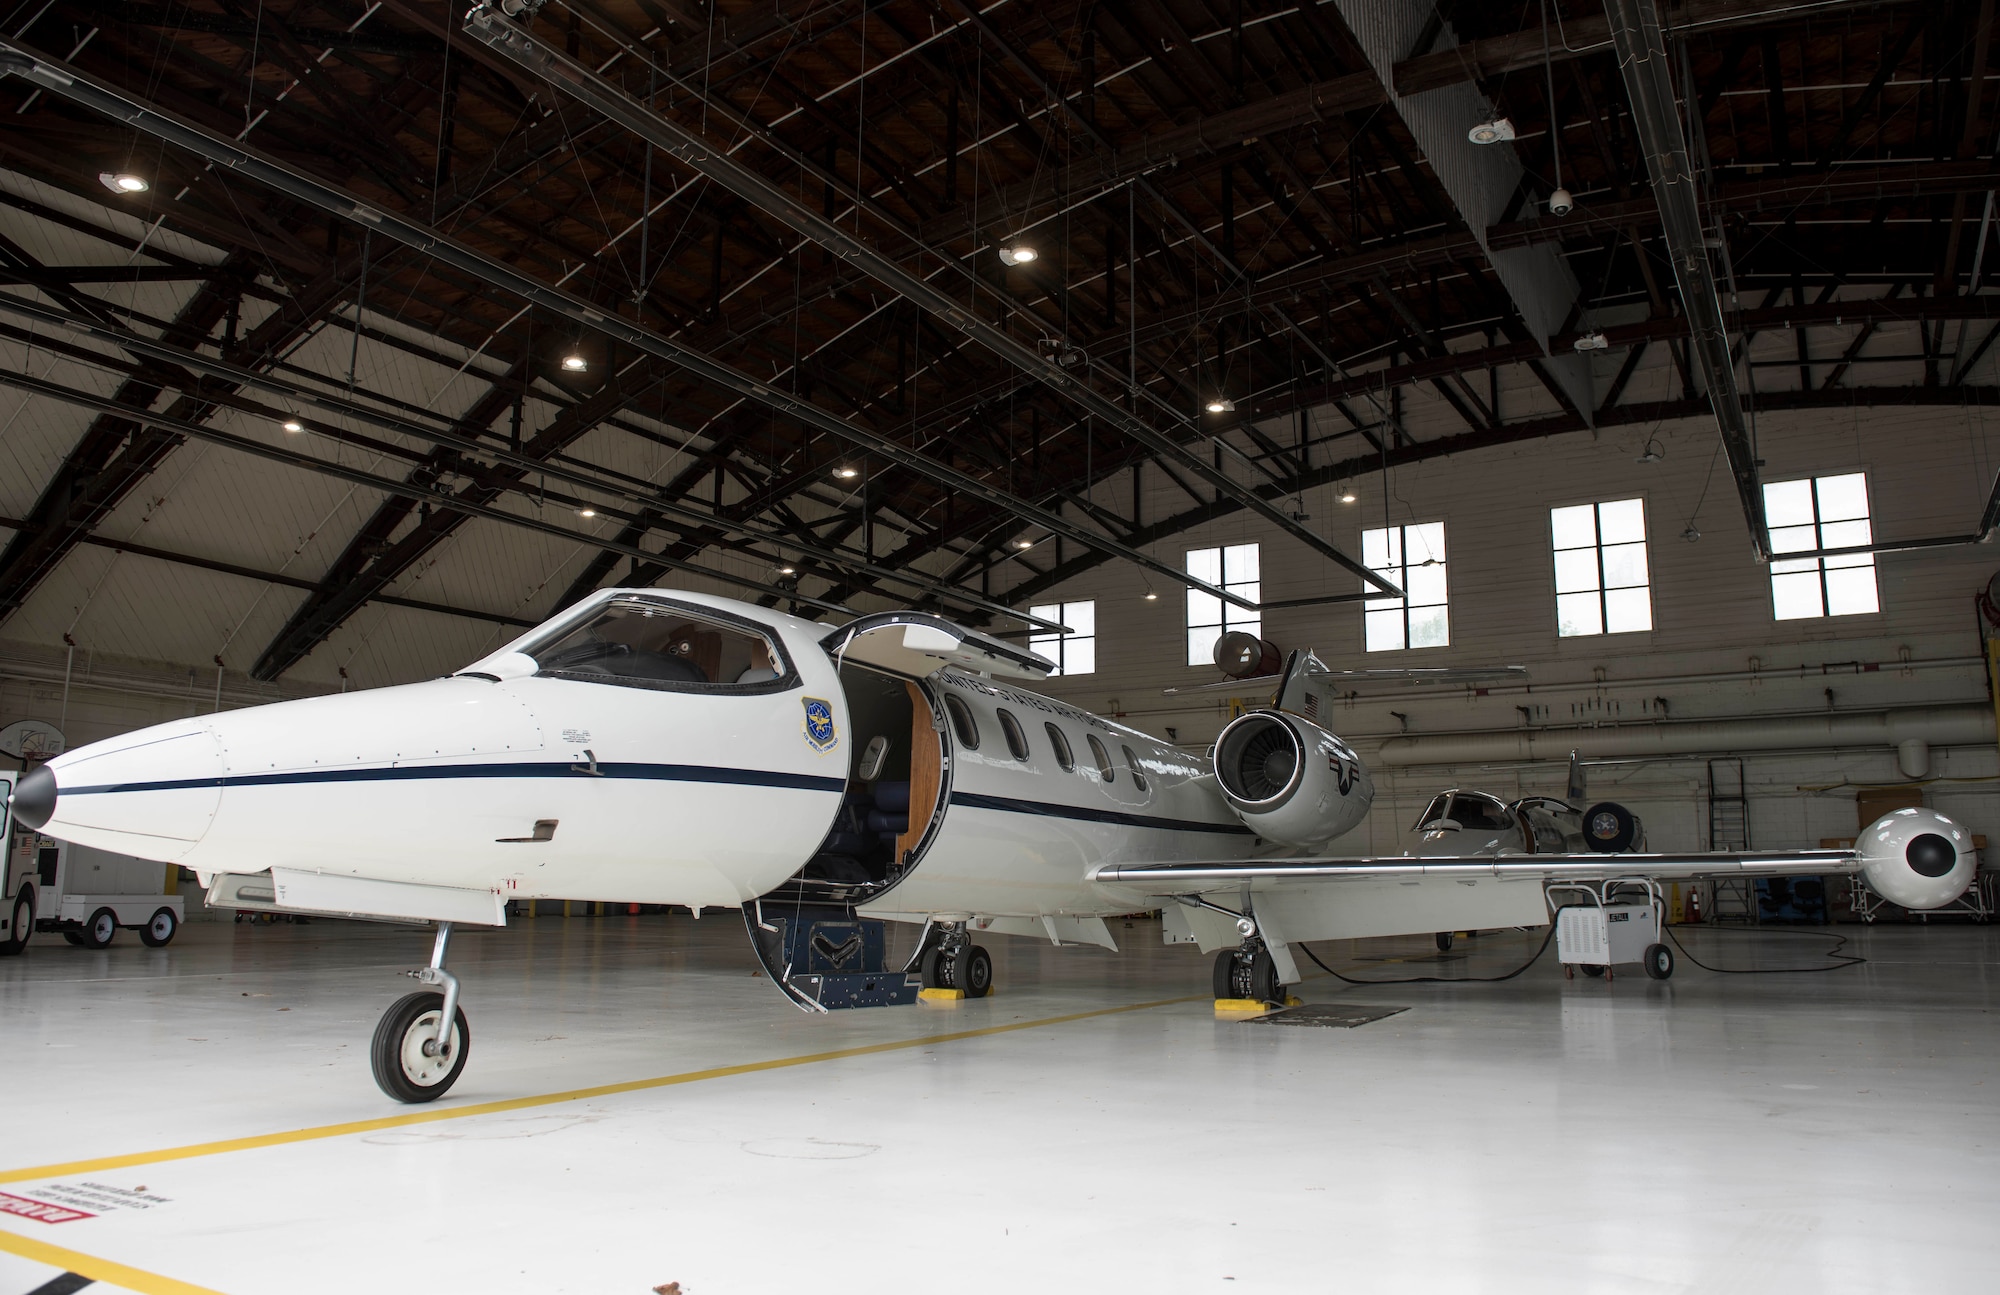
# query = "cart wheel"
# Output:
<box><xmin>140</xmin><ymin>907</ymin><xmax>178</xmax><ymax>948</ymax></box>
<box><xmin>1643</xmin><ymin>942</ymin><xmax>1674</xmax><ymax>980</ymax></box>
<box><xmin>1434</xmin><ymin>931</ymin><xmax>1455</xmax><ymax>952</ymax></box>
<box><xmin>1580</xmin><ymin>964</ymin><xmax>1605</xmax><ymax>978</ymax></box>
<box><xmin>81</xmin><ymin>907</ymin><xmax>118</xmax><ymax>949</ymax></box>
<box><xmin>1563</xmin><ymin>963</ymin><xmax>1575</xmax><ymax>980</ymax></box>
<box><xmin>1</xmin><ymin>890</ymin><xmax>31</xmax><ymax>956</ymax></box>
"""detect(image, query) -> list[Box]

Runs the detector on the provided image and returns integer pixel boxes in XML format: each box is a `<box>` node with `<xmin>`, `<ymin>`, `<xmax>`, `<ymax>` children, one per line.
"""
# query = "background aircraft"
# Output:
<box><xmin>7</xmin><ymin>590</ymin><xmax>1976</xmax><ymax>1102</ymax></box>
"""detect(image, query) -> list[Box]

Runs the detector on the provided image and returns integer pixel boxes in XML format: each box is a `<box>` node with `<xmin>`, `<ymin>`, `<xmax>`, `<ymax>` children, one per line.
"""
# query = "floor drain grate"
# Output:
<box><xmin>1244</xmin><ymin>1003</ymin><xmax>1409</xmax><ymax>1028</ymax></box>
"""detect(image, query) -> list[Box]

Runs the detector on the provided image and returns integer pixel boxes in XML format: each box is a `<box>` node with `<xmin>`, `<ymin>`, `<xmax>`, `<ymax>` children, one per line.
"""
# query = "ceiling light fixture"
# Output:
<box><xmin>577</xmin><ymin>507</ymin><xmax>596</xmax><ymax>518</ymax></box>
<box><xmin>1340</xmin><ymin>487</ymin><xmax>1357</xmax><ymax>504</ymax></box>
<box><xmin>281</xmin><ymin>418</ymin><xmax>304</xmax><ymax>434</ymax></box>
<box><xmin>1467</xmin><ymin>118</ymin><xmax>1516</xmax><ymax>145</ymax></box>
<box><xmin>1635</xmin><ymin>436</ymin><xmax>1665</xmax><ymax>465</ymax></box>
<box><xmin>997</xmin><ymin>243</ymin><xmax>1038</xmax><ymax>266</ymax></box>
<box><xmin>561</xmin><ymin>351</ymin><xmax>588</xmax><ymax>372</ymax></box>
<box><xmin>1014</xmin><ymin>538</ymin><xmax>1035</xmax><ymax>549</ymax></box>
<box><xmin>778</xmin><ymin>566</ymin><xmax>796</xmax><ymax>576</ymax></box>
<box><xmin>833</xmin><ymin>466</ymin><xmax>859</xmax><ymax>480</ymax></box>
<box><xmin>1144</xmin><ymin>590</ymin><xmax>1159</xmax><ymax>601</ymax></box>
<box><xmin>98</xmin><ymin>172</ymin><xmax>149</xmax><ymax>194</ymax></box>
<box><xmin>1204</xmin><ymin>395</ymin><xmax>1235</xmax><ymax>414</ymax></box>
<box><xmin>1573</xmin><ymin>331</ymin><xmax>1609</xmax><ymax>352</ymax></box>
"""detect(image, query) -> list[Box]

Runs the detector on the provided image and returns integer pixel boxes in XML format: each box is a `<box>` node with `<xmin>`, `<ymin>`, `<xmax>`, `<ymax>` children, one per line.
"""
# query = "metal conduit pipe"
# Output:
<box><xmin>1376</xmin><ymin>703</ymin><xmax>1996</xmax><ymax>767</ymax></box>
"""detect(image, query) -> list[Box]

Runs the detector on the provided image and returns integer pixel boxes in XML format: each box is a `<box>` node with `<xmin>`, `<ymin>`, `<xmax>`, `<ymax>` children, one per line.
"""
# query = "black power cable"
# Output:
<box><xmin>1300</xmin><ymin>925</ymin><xmax>1558</xmax><ymax>985</ymax></box>
<box><xmin>1662</xmin><ymin>922</ymin><xmax>1867</xmax><ymax>974</ymax></box>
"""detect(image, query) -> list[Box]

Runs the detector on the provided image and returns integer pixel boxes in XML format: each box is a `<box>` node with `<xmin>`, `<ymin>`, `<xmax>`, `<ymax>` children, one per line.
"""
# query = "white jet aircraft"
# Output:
<box><xmin>7</xmin><ymin>588</ymin><xmax>1976</xmax><ymax>1102</ymax></box>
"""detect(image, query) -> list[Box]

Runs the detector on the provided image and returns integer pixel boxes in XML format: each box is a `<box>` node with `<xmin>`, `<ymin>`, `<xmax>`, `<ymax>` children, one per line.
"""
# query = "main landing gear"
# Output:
<box><xmin>919</xmin><ymin>921</ymin><xmax>992</xmax><ymax>998</ymax></box>
<box><xmin>372</xmin><ymin>921</ymin><xmax>470</xmax><ymax>1103</ymax></box>
<box><xmin>1212</xmin><ymin>917</ymin><xmax>1285</xmax><ymax>1006</ymax></box>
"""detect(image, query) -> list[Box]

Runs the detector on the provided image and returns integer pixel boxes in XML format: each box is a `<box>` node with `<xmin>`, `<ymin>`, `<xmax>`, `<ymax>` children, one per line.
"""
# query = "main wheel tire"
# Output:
<box><xmin>139</xmin><ymin>907</ymin><xmax>178</xmax><ymax>948</ymax></box>
<box><xmin>1580</xmin><ymin>963</ymin><xmax>1605</xmax><ymax>978</ymax></box>
<box><xmin>1434</xmin><ymin>930</ymin><xmax>1455</xmax><ymax>952</ymax></box>
<box><xmin>1211</xmin><ymin>949</ymin><xmax>1236</xmax><ymax>999</ymax></box>
<box><xmin>952</xmin><ymin>944</ymin><xmax>993</xmax><ymax>999</ymax></box>
<box><xmin>919</xmin><ymin>947</ymin><xmax>945</xmax><ymax>989</ymax></box>
<box><xmin>1643</xmin><ymin>942</ymin><xmax>1674</xmax><ymax>980</ymax></box>
<box><xmin>370</xmin><ymin>991</ymin><xmax>470</xmax><ymax>1104</ymax></box>
<box><xmin>1247</xmin><ymin>949</ymin><xmax>1280</xmax><ymax>1004</ymax></box>
<box><xmin>81</xmin><ymin>907</ymin><xmax>117</xmax><ymax>949</ymax></box>
<box><xmin>1</xmin><ymin>891</ymin><xmax>30</xmax><ymax>955</ymax></box>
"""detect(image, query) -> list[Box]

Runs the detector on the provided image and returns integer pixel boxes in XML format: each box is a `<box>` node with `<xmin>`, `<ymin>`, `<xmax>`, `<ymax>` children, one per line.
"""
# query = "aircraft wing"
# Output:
<box><xmin>1089</xmin><ymin>848</ymin><xmax>1860</xmax><ymax>893</ymax></box>
<box><xmin>1161</xmin><ymin>665</ymin><xmax>1527</xmax><ymax>696</ymax></box>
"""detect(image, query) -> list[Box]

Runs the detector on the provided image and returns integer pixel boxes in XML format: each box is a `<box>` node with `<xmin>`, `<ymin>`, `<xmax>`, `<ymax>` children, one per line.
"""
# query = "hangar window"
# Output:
<box><xmin>527</xmin><ymin>597</ymin><xmax>789</xmax><ymax>693</ymax></box>
<box><xmin>1045</xmin><ymin>723</ymin><xmax>1076</xmax><ymax>772</ymax></box>
<box><xmin>1087</xmin><ymin>734</ymin><xmax>1116</xmax><ymax>783</ymax></box>
<box><xmin>1185</xmin><ymin>544</ymin><xmax>1260</xmax><ymax>666</ymax></box>
<box><xmin>1361</xmin><ymin>523</ymin><xmax>1449</xmax><ymax>651</ymax></box>
<box><xmin>1122</xmin><ymin>744</ymin><xmax>1149</xmax><ymax>792</ymax></box>
<box><xmin>1027</xmin><ymin>600</ymin><xmax>1096</xmax><ymax>676</ymax></box>
<box><xmin>997</xmin><ymin>709</ymin><xmax>1031</xmax><ymax>761</ymax></box>
<box><xmin>1550</xmin><ymin>498</ymin><xmax>1653</xmax><ymax>636</ymax></box>
<box><xmin>943</xmin><ymin>694</ymin><xmax>981</xmax><ymax>750</ymax></box>
<box><xmin>1765</xmin><ymin>473</ymin><xmax>1880</xmax><ymax>620</ymax></box>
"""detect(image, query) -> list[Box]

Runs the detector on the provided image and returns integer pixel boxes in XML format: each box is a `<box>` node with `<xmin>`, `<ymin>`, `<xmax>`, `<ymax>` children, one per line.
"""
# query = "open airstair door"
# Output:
<box><xmin>822</xmin><ymin>613</ymin><xmax>1054</xmax><ymax>682</ymax></box>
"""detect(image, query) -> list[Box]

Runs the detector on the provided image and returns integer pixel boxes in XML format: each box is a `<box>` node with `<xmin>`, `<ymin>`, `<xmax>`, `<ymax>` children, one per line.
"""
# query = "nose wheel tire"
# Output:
<box><xmin>81</xmin><ymin>907</ymin><xmax>117</xmax><ymax>949</ymax></box>
<box><xmin>139</xmin><ymin>907</ymin><xmax>178</xmax><ymax>948</ymax></box>
<box><xmin>371</xmin><ymin>991</ymin><xmax>470</xmax><ymax>1103</ymax></box>
<box><xmin>1213</xmin><ymin>948</ymin><xmax>1280</xmax><ymax>1004</ymax></box>
<box><xmin>1643</xmin><ymin>943</ymin><xmax>1675</xmax><ymax>980</ymax></box>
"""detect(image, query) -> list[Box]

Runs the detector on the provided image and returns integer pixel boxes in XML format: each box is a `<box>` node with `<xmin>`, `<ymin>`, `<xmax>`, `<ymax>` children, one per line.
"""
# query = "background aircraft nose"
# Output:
<box><xmin>10</xmin><ymin>764</ymin><xmax>55</xmax><ymax>830</ymax></box>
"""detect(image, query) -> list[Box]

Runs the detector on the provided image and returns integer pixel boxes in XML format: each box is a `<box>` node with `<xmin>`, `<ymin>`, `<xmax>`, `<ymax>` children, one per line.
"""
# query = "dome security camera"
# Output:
<box><xmin>1549</xmin><ymin>187</ymin><xmax>1574</xmax><ymax>217</ymax></box>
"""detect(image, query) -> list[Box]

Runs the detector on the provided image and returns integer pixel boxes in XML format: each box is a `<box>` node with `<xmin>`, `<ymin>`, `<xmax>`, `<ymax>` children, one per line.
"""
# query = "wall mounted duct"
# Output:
<box><xmin>1375</xmin><ymin>704</ymin><xmax>1995</xmax><ymax>767</ymax></box>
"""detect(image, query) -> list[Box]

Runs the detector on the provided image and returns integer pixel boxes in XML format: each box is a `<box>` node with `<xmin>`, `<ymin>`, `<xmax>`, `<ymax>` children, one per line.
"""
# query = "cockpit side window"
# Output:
<box><xmin>1455</xmin><ymin>796</ymin><xmax>1516</xmax><ymax>830</ymax></box>
<box><xmin>525</xmin><ymin>598</ymin><xmax>791</xmax><ymax>694</ymax></box>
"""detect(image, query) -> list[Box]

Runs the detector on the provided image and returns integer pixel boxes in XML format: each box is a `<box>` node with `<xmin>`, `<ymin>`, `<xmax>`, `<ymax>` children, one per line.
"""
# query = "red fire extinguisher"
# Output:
<box><xmin>1686</xmin><ymin>888</ymin><xmax>1704</xmax><ymax>924</ymax></box>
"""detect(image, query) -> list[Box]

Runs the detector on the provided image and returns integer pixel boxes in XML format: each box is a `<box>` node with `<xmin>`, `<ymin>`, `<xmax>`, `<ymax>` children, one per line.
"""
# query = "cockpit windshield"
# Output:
<box><xmin>1414</xmin><ymin>791</ymin><xmax>1516</xmax><ymax>832</ymax></box>
<box><xmin>526</xmin><ymin>598</ymin><xmax>791</xmax><ymax>693</ymax></box>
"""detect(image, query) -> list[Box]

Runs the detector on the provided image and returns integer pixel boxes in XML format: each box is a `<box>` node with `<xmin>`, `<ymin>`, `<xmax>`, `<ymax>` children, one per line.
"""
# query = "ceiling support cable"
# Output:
<box><xmin>458</xmin><ymin>6</ymin><xmax>1400</xmax><ymax>599</ymax></box>
<box><xmin>1603</xmin><ymin>0</ymin><xmax>1771</xmax><ymax>559</ymax></box>
<box><xmin>0</xmin><ymin>40</ymin><xmax>1260</xmax><ymax>619</ymax></box>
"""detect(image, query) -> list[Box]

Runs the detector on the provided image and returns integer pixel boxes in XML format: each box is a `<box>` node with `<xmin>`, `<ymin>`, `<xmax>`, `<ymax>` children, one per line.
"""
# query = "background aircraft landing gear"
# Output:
<box><xmin>371</xmin><ymin>922</ymin><xmax>470</xmax><ymax>1103</ymax></box>
<box><xmin>919</xmin><ymin>922</ymin><xmax>992</xmax><ymax>998</ymax></box>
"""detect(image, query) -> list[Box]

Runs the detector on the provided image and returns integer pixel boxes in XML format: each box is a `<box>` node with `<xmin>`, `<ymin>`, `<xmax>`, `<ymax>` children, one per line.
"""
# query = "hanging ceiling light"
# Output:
<box><xmin>1466</xmin><ymin>118</ymin><xmax>1516</xmax><ymax>145</ymax></box>
<box><xmin>833</xmin><ymin>466</ymin><xmax>859</xmax><ymax>480</ymax></box>
<box><xmin>280</xmin><ymin>418</ymin><xmax>304</xmax><ymax>434</ymax></box>
<box><xmin>1573</xmin><ymin>331</ymin><xmax>1609</xmax><ymax>352</ymax></box>
<box><xmin>997</xmin><ymin>243</ymin><xmax>1038</xmax><ymax>266</ymax></box>
<box><xmin>777</xmin><ymin>565</ymin><xmax>796</xmax><ymax>576</ymax></box>
<box><xmin>561</xmin><ymin>351</ymin><xmax>589</xmax><ymax>372</ymax></box>
<box><xmin>1143</xmin><ymin>589</ymin><xmax>1159</xmax><ymax>601</ymax></box>
<box><xmin>1340</xmin><ymin>487</ymin><xmax>1357</xmax><ymax>504</ymax></box>
<box><xmin>1635</xmin><ymin>437</ymin><xmax>1665</xmax><ymax>465</ymax></box>
<box><xmin>1204</xmin><ymin>395</ymin><xmax>1235</xmax><ymax>414</ymax></box>
<box><xmin>98</xmin><ymin>172</ymin><xmax>149</xmax><ymax>194</ymax></box>
<box><xmin>1014</xmin><ymin>538</ymin><xmax>1035</xmax><ymax>549</ymax></box>
<box><xmin>577</xmin><ymin>507</ymin><xmax>596</xmax><ymax>518</ymax></box>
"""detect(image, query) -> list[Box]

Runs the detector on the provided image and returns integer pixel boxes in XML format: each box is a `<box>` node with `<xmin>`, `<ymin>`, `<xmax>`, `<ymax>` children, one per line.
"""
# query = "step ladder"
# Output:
<box><xmin>1707</xmin><ymin>757</ymin><xmax>1756</xmax><ymax>922</ymax></box>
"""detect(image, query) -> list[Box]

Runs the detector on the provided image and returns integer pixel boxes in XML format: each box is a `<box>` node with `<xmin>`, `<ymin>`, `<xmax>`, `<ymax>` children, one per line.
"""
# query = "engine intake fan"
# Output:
<box><xmin>1213</xmin><ymin>710</ymin><xmax>1372</xmax><ymax>847</ymax></box>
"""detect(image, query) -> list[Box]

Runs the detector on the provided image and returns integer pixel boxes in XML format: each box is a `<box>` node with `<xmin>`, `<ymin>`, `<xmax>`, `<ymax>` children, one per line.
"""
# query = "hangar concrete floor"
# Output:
<box><xmin>0</xmin><ymin>914</ymin><xmax>1993</xmax><ymax>1295</ymax></box>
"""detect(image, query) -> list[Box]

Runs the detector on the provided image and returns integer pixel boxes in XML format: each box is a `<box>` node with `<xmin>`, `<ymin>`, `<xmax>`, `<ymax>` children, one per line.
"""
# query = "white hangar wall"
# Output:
<box><xmin>1023</xmin><ymin>403</ymin><xmax>2000</xmax><ymax>858</ymax></box>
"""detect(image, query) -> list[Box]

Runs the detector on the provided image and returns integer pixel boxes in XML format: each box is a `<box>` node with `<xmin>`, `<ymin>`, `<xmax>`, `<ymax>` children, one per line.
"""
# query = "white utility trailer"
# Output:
<box><xmin>4</xmin><ymin>797</ymin><xmax>184</xmax><ymax>951</ymax></box>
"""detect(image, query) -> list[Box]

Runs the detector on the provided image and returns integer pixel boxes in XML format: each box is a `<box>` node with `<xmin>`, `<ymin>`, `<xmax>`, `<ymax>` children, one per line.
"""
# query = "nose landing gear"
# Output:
<box><xmin>918</xmin><ymin>921</ymin><xmax>992</xmax><ymax>998</ymax></box>
<box><xmin>372</xmin><ymin>922</ymin><xmax>471</xmax><ymax>1103</ymax></box>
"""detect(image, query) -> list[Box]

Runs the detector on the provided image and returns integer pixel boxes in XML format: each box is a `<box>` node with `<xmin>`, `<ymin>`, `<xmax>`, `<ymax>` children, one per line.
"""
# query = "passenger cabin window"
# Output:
<box><xmin>997</xmin><ymin>709</ymin><xmax>1031</xmax><ymax>761</ymax></box>
<box><xmin>1087</xmin><ymin>734</ymin><xmax>1115</xmax><ymax>783</ymax></box>
<box><xmin>943</xmin><ymin>694</ymin><xmax>980</xmax><ymax>750</ymax></box>
<box><xmin>529</xmin><ymin>598</ymin><xmax>785</xmax><ymax>692</ymax></box>
<box><xmin>1122</xmin><ymin>745</ymin><xmax>1149</xmax><ymax>792</ymax></box>
<box><xmin>1045</xmin><ymin>723</ymin><xmax>1075</xmax><ymax>772</ymax></box>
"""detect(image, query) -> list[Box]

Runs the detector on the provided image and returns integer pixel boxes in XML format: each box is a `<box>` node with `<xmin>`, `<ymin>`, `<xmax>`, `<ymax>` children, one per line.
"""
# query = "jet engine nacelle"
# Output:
<box><xmin>1213</xmin><ymin>710</ymin><xmax>1373</xmax><ymax>848</ymax></box>
<box><xmin>1858</xmin><ymin>807</ymin><xmax>1978</xmax><ymax>909</ymax></box>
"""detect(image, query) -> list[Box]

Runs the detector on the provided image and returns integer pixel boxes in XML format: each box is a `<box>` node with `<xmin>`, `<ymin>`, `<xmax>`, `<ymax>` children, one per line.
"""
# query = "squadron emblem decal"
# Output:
<box><xmin>802</xmin><ymin>697</ymin><xmax>838</xmax><ymax>752</ymax></box>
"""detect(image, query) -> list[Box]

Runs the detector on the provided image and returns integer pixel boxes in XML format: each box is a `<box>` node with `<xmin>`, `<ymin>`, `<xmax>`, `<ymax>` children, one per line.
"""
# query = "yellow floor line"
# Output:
<box><xmin>0</xmin><ymin>993</ymin><xmax>1204</xmax><ymax>1188</ymax></box>
<box><xmin>0</xmin><ymin>1228</ymin><xmax>227</xmax><ymax>1295</ymax></box>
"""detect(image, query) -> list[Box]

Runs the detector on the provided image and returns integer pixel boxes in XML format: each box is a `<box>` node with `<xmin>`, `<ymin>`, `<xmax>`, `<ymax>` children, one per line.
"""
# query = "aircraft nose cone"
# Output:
<box><xmin>10</xmin><ymin>764</ymin><xmax>56</xmax><ymax>831</ymax></box>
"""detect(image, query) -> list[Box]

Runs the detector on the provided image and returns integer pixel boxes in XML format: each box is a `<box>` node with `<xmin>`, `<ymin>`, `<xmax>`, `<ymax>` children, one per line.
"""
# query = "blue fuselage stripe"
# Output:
<box><xmin>948</xmin><ymin>790</ymin><xmax>1252</xmax><ymax>836</ymax></box>
<box><xmin>60</xmin><ymin>762</ymin><xmax>847</xmax><ymax>797</ymax></box>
